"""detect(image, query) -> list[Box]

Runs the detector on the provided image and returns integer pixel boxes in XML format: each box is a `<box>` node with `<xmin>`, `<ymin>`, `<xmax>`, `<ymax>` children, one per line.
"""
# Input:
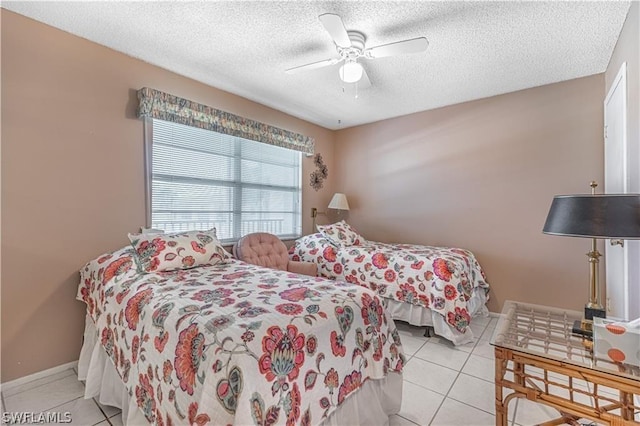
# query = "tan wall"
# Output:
<box><xmin>0</xmin><ymin>10</ymin><xmax>335</xmax><ymax>382</ymax></box>
<box><xmin>605</xmin><ymin>1</ymin><xmax>640</xmax><ymax>317</ymax></box>
<box><xmin>334</xmin><ymin>74</ymin><xmax>605</xmax><ymax>314</ymax></box>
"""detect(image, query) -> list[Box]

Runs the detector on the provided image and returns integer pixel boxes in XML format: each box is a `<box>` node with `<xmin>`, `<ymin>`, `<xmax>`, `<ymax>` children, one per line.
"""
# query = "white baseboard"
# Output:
<box><xmin>488</xmin><ymin>311</ymin><xmax>500</xmax><ymax>318</ymax></box>
<box><xmin>0</xmin><ymin>360</ymin><xmax>78</xmax><ymax>393</ymax></box>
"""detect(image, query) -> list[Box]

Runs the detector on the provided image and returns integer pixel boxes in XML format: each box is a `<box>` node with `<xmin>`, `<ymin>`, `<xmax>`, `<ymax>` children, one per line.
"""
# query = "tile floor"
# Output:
<box><xmin>0</xmin><ymin>316</ymin><xmax>623</xmax><ymax>425</ymax></box>
<box><xmin>390</xmin><ymin>315</ymin><xmax>563</xmax><ymax>426</ymax></box>
<box><xmin>1</xmin><ymin>366</ymin><xmax>121</xmax><ymax>426</ymax></box>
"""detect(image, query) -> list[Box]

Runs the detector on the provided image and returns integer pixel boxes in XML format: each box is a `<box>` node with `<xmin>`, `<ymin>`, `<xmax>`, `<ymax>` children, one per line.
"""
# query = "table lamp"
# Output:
<box><xmin>542</xmin><ymin>181</ymin><xmax>640</xmax><ymax>337</ymax></box>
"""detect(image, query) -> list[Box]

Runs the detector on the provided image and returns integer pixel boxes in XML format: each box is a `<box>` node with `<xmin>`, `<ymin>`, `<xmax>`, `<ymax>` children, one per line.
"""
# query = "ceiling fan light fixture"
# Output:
<box><xmin>339</xmin><ymin>61</ymin><xmax>363</xmax><ymax>83</ymax></box>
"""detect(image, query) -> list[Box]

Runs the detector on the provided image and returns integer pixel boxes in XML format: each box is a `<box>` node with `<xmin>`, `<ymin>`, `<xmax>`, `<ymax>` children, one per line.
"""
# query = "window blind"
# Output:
<box><xmin>150</xmin><ymin>119</ymin><xmax>302</xmax><ymax>242</ymax></box>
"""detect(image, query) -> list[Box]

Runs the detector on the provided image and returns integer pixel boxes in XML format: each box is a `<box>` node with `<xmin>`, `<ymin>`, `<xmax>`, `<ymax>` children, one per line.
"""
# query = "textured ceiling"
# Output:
<box><xmin>3</xmin><ymin>1</ymin><xmax>630</xmax><ymax>130</ymax></box>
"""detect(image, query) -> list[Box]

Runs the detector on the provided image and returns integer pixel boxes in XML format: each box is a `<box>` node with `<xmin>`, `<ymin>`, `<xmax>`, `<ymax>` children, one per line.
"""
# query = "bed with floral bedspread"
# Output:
<box><xmin>289</xmin><ymin>225</ymin><xmax>490</xmax><ymax>343</ymax></box>
<box><xmin>77</xmin><ymin>239</ymin><xmax>405</xmax><ymax>426</ymax></box>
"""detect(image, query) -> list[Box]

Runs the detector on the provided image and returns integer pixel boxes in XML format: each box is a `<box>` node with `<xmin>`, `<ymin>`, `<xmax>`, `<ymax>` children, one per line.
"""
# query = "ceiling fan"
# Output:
<box><xmin>285</xmin><ymin>13</ymin><xmax>429</xmax><ymax>88</ymax></box>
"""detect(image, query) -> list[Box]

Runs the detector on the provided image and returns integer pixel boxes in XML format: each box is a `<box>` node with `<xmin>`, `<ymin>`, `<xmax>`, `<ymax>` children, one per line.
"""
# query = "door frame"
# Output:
<box><xmin>603</xmin><ymin>61</ymin><xmax>628</xmax><ymax>319</ymax></box>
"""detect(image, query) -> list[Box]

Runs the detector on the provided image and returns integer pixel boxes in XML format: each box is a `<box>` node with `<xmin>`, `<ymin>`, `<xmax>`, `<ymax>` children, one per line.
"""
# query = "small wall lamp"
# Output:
<box><xmin>311</xmin><ymin>193</ymin><xmax>350</xmax><ymax>232</ymax></box>
<box><xmin>328</xmin><ymin>193</ymin><xmax>350</xmax><ymax>211</ymax></box>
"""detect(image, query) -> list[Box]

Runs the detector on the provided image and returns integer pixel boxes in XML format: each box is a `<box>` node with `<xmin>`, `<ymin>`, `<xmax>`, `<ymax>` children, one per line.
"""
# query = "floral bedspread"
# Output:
<box><xmin>77</xmin><ymin>247</ymin><xmax>405</xmax><ymax>426</ymax></box>
<box><xmin>290</xmin><ymin>234</ymin><xmax>490</xmax><ymax>333</ymax></box>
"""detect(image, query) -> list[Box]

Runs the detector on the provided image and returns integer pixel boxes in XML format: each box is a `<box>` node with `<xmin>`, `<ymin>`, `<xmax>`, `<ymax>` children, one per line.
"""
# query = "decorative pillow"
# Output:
<box><xmin>140</xmin><ymin>227</ymin><xmax>164</xmax><ymax>234</ymax></box>
<box><xmin>128</xmin><ymin>229</ymin><xmax>228</xmax><ymax>272</ymax></box>
<box><xmin>316</xmin><ymin>220</ymin><xmax>364</xmax><ymax>247</ymax></box>
<box><xmin>139</xmin><ymin>227</ymin><xmax>219</xmax><ymax>237</ymax></box>
<box><xmin>140</xmin><ymin>226</ymin><xmax>218</xmax><ymax>238</ymax></box>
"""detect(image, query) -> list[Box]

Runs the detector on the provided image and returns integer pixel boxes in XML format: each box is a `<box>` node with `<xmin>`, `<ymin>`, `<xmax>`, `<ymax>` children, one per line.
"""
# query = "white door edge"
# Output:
<box><xmin>604</xmin><ymin>61</ymin><xmax>629</xmax><ymax>320</ymax></box>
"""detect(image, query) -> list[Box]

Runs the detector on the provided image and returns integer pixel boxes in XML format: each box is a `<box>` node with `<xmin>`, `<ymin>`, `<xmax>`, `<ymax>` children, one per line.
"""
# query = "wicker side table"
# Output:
<box><xmin>491</xmin><ymin>301</ymin><xmax>639</xmax><ymax>426</ymax></box>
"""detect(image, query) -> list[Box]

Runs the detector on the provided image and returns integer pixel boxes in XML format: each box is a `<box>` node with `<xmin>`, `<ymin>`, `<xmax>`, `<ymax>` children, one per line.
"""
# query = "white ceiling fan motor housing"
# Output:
<box><xmin>338</xmin><ymin>31</ymin><xmax>366</xmax><ymax>60</ymax></box>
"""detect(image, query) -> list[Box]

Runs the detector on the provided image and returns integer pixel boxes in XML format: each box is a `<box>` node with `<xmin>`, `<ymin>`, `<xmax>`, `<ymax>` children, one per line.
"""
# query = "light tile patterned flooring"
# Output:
<box><xmin>391</xmin><ymin>316</ymin><xmax>566</xmax><ymax>426</ymax></box>
<box><xmin>0</xmin><ymin>316</ymin><xmax>610</xmax><ymax>425</ymax></box>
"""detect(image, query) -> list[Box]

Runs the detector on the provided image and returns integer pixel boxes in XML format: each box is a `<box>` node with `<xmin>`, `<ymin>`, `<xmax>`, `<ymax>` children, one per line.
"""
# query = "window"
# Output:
<box><xmin>148</xmin><ymin>119</ymin><xmax>302</xmax><ymax>242</ymax></box>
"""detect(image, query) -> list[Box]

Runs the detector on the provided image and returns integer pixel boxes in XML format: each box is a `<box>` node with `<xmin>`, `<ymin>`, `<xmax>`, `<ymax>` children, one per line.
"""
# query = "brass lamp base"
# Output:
<box><xmin>571</xmin><ymin>303</ymin><xmax>606</xmax><ymax>351</ymax></box>
<box><xmin>584</xmin><ymin>305</ymin><xmax>606</xmax><ymax>321</ymax></box>
<box><xmin>571</xmin><ymin>319</ymin><xmax>594</xmax><ymax>352</ymax></box>
<box><xmin>571</xmin><ymin>305</ymin><xmax>606</xmax><ymax>338</ymax></box>
<box><xmin>572</xmin><ymin>319</ymin><xmax>593</xmax><ymax>339</ymax></box>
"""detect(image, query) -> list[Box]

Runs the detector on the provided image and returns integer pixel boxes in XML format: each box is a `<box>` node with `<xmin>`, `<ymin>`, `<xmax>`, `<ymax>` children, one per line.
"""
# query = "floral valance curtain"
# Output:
<box><xmin>137</xmin><ymin>87</ymin><xmax>314</xmax><ymax>155</ymax></box>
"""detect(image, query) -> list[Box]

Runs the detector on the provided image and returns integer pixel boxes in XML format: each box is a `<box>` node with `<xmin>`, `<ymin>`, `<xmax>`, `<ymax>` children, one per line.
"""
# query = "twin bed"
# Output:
<box><xmin>76</xmin><ymin>224</ymin><xmax>489</xmax><ymax>425</ymax></box>
<box><xmin>77</xmin><ymin>230</ymin><xmax>404</xmax><ymax>426</ymax></box>
<box><xmin>290</xmin><ymin>221</ymin><xmax>490</xmax><ymax>345</ymax></box>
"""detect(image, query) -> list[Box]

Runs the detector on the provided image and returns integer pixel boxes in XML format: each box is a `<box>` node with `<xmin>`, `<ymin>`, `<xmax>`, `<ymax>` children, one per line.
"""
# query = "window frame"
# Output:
<box><xmin>143</xmin><ymin>118</ymin><xmax>303</xmax><ymax>243</ymax></box>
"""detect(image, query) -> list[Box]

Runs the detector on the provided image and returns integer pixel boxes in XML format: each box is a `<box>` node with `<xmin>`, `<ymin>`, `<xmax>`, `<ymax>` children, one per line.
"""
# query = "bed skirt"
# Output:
<box><xmin>78</xmin><ymin>315</ymin><xmax>403</xmax><ymax>425</ymax></box>
<box><xmin>385</xmin><ymin>287</ymin><xmax>489</xmax><ymax>345</ymax></box>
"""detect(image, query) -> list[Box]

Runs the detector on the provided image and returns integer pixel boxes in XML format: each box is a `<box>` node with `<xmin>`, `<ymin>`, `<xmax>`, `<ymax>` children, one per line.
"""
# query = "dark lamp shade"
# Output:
<box><xmin>543</xmin><ymin>194</ymin><xmax>640</xmax><ymax>239</ymax></box>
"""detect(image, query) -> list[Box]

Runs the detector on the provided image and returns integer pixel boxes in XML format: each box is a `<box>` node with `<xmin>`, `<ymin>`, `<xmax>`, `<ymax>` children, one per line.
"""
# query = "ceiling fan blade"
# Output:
<box><xmin>366</xmin><ymin>37</ymin><xmax>429</xmax><ymax>59</ymax></box>
<box><xmin>358</xmin><ymin>67</ymin><xmax>371</xmax><ymax>89</ymax></box>
<box><xmin>319</xmin><ymin>13</ymin><xmax>351</xmax><ymax>48</ymax></box>
<box><xmin>285</xmin><ymin>58</ymin><xmax>340</xmax><ymax>74</ymax></box>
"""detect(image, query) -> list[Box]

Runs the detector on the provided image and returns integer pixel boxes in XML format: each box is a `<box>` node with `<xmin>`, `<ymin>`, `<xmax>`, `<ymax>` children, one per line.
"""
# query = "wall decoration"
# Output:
<box><xmin>310</xmin><ymin>171</ymin><xmax>323</xmax><ymax>190</ymax></box>
<box><xmin>310</xmin><ymin>153</ymin><xmax>328</xmax><ymax>191</ymax></box>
